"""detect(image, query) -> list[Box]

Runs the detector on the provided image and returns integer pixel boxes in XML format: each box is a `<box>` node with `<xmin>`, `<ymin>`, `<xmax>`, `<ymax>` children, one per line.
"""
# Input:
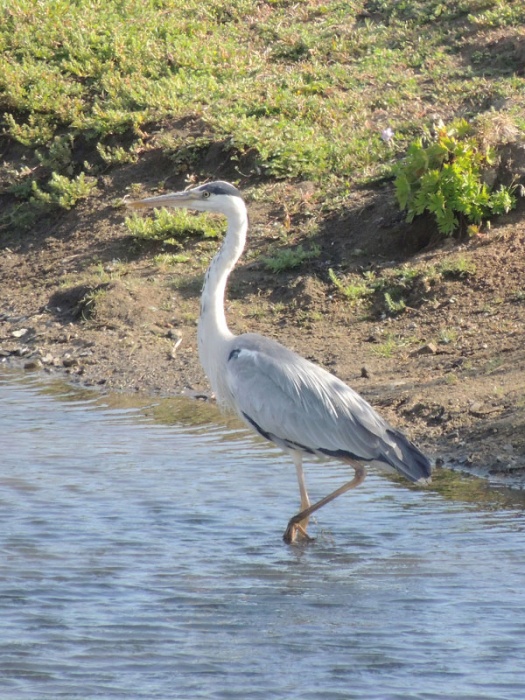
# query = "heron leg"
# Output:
<box><xmin>283</xmin><ymin>461</ymin><xmax>366</xmax><ymax>544</ymax></box>
<box><xmin>290</xmin><ymin>451</ymin><xmax>313</xmax><ymax>542</ymax></box>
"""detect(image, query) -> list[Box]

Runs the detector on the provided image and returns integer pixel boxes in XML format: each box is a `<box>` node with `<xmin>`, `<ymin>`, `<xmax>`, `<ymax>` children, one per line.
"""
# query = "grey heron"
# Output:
<box><xmin>127</xmin><ymin>181</ymin><xmax>432</xmax><ymax>543</ymax></box>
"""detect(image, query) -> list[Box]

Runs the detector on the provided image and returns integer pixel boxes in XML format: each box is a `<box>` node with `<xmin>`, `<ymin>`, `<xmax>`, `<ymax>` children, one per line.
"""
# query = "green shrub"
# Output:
<box><xmin>394</xmin><ymin>119</ymin><xmax>516</xmax><ymax>236</ymax></box>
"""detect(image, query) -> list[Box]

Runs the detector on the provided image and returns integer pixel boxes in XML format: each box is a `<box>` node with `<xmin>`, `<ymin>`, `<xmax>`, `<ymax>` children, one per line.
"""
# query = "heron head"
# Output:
<box><xmin>125</xmin><ymin>181</ymin><xmax>243</xmax><ymax>216</ymax></box>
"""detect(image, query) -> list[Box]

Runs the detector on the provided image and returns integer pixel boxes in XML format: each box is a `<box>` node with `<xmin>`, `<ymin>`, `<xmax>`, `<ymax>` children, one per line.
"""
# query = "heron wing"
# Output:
<box><xmin>224</xmin><ymin>334</ymin><xmax>431</xmax><ymax>482</ymax></box>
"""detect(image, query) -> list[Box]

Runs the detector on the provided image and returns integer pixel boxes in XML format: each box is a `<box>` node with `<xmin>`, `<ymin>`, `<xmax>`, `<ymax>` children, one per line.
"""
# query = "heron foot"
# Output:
<box><xmin>282</xmin><ymin>519</ymin><xmax>314</xmax><ymax>545</ymax></box>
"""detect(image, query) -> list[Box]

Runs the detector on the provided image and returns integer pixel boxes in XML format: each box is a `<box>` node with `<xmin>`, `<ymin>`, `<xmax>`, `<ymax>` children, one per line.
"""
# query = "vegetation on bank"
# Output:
<box><xmin>394</xmin><ymin>118</ymin><xmax>517</xmax><ymax>236</ymax></box>
<box><xmin>329</xmin><ymin>255</ymin><xmax>478</xmax><ymax>317</ymax></box>
<box><xmin>1</xmin><ymin>0</ymin><xmax>524</xmax><ymax>241</ymax></box>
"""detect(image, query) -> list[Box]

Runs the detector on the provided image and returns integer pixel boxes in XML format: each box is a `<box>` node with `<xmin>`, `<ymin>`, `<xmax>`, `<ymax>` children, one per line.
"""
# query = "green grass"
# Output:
<box><xmin>125</xmin><ymin>208</ymin><xmax>224</xmax><ymax>241</ymax></box>
<box><xmin>371</xmin><ymin>334</ymin><xmax>400</xmax><ymax>358</ymax></box>
<box><xmin>1</xmin><ymin>0</ymin><xmax>524</xmax><ymax>233</ymax></box>
<box><xmin>153</xmin><ymin>252</ymin><xmax>192</xmax><ymax>267</ymax></box>
<box><xmin>329</xmin><ymin>258</ymin><xmax>479</xmax><ymax>316</ymax></box>
<box><xmin>263</xmin><ymin>244</ymin><xmax>321</xmax><ymax>273</ymax></box>
<box><xmin>328</xmin><ymin>268</ymin><xmax>370</xmax><ymax>302</ymax></box>
<box><xmin>437</xmin><ymin>256</ymin><xmax>477</xmax><ymax>279</ymax></box>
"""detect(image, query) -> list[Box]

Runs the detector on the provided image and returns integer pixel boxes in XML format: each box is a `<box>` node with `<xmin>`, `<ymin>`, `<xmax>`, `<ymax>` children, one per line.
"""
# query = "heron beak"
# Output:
<box><xmin>125</xmin><ymin>190</ymin><xmax>199</xmax><ymax>211</ymax></box>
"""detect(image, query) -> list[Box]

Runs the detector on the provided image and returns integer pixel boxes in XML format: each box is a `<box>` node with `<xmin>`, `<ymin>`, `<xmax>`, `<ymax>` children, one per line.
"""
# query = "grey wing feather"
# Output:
<box><xmin>225</xmin><ymin>334</ymin><xmax>431</xmax><ymax>483</ymax></box>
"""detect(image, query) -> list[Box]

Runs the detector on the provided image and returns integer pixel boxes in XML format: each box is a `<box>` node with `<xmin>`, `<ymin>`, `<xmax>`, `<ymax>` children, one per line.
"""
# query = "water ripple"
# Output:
<box><xmin>1</xmin><ymin>369</ymin><xmax>525</xmax><ymax>699</ymax></box>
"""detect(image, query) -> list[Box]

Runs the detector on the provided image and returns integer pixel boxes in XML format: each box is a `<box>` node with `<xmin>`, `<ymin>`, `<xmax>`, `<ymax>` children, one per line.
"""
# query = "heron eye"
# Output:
<box><xmin>202</xmin><ymin>190</ymin><xmax>211</xmax><ymax>199</ymax></box>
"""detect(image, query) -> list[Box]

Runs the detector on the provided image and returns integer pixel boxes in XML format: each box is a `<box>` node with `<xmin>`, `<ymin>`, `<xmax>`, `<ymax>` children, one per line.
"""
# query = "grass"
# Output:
<box><xmin>263</xmin><ymin>244</ymin><xmax>321</xmax><ymax>273</ymax></box>
<box><xmin>328</xmin><ymin>268</ymin><xmax>370</xmax><ymax>303</ymax></box>
<box><xmin>330</xmin><ymin>264</ymin><xmax>424</xmax><ymax>315</ymax></box>
<box><xmin>438</xmin><ymin>328</ymin><xmax>459</xmax><ymax>345</ymax></box>
<box><xmin>125</xmin><ymin>208</ymin><xmax>224</xmax><ymax>242</ymax></box>
<box><xmin>77</xmin><ymin>287</ymin><xmax>107</xmax><ymax>321</ymax></box>
<box><xmin>437</xmin><ymin>257</ymin><xmax>477</xmax><ymax>279</ymax></box>
<box><xmin>1</xmin><ymin>0</ymin><xmax>524</xmax><ymax>247</ymax></box>
<box><xmin>329</xmin><ymin>257</ymin><xmax>480</xmax><ymax>316</ymax></box>
<box><xmin>153</xmin><ymin>253</ymin><xmax>192</xmax><ymax>268</ymax></box>
<box><xmin>371</xmin><ymin>334</ymin><xmax>403</xmax><ymax>358</ymax></box>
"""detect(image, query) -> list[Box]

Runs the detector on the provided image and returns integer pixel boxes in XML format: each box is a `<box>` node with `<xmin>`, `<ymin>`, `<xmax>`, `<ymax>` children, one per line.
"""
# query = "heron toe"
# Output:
<box><xmin>283</xmin><ymin>517</ymin><xmax>314</xmax><ymax>545</ymax></box>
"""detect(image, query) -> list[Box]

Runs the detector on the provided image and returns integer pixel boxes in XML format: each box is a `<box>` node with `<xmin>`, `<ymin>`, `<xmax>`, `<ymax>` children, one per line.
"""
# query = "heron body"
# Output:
<box><xmin>128</xmin><ymin>181</ymin><xmax>432</xmax><ymax>543</ymax></box>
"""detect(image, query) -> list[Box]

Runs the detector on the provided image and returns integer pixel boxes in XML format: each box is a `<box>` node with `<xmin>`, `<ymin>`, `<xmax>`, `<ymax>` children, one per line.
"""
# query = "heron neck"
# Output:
<box><xmin>197</xmin><ymin>200</ymin><xmax>248</xmax><ymax>395</ymax></box>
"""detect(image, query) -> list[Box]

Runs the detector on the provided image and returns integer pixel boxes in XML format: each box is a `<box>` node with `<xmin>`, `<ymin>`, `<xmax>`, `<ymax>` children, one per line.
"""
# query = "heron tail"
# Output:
<box><xmin>381</xmin><ymin>428</ymin><xmax>432</xmax><ymax>484</ymax></box>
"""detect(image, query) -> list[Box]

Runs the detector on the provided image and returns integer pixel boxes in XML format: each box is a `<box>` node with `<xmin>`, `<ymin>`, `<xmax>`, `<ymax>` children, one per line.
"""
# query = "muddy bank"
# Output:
<box><xmin>1</xmin><ymin>165</ymin><xmax>524</xmax><ymax>487</ymax></box>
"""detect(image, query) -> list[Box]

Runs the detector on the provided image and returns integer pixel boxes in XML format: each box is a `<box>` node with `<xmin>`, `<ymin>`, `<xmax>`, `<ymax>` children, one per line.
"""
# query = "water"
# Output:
<box><xmin>1</xmin><ymin>369</ymin><xmax>525</xmax><ymax>700</ymax></box>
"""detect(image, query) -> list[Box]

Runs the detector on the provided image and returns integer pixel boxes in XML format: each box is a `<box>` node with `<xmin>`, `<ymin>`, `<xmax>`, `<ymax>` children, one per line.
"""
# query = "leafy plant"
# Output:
<box><xmin>383</xmin><ymin>291</ymin><xmax>406</xmax><ymax>314</ymax></box>
<box><xmin>31</xmin><ymin>172</ymin><xmax>97</xmax><ymax>210</ymax></box>
<box><xmin>394</xmin><ymin>119</ymin><xmax>517</xmax><ymax>236</ymax></box>
<box><xmin>96</xmin><ymin>143</ymin><xmax>140</xmax><ymax>166</ymax></box>
<box><xmin>36</xmin><ymin>134</ymin><xmax>75</xmax><ymax>173</ymax></box>
<box><xmin>439</xmin><ymin>328</ymin><xmax>458</xmax><ymax>345</ymax></box>
<box><xmin>4</xmin><ymin>113</ymin><xmax>56</xmax><ymax>148</ymax></box>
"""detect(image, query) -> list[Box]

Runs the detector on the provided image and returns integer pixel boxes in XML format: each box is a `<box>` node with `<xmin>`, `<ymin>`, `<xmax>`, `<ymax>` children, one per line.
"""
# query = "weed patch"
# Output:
<box><xmin>328</xmin><ymin>269</ymin><xmax>370</xmax><ymax>303</ymax></box>
<box><xmin>437</xmin><ymin>257</ymin><xmax>477</xmax><ymax>280</ymax></box>
<box><xmin>264</xmin><ymin>244</ymin><xmax>320</xmax><ymax>273</ymax></box>
<box><xmin>125</xmin><ymin>209</ymin><xmax>224</xmax><ymax>242</ymax></box>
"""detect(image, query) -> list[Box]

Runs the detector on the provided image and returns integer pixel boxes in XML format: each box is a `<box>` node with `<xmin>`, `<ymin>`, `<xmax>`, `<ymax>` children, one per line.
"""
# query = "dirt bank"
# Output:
<box><xmin>1</xmin><ymin>148</ymin><xmax>524</xmax><ymax>487</ymax></box>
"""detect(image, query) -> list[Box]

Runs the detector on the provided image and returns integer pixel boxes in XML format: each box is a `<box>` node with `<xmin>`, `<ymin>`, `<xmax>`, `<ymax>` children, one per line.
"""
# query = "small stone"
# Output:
<box><xmin>167</xmin><ymin>328</ymin><xmax>182</xmax><ymax>340</ymax></box>
<box><xmin>23</xmin><ymin>359</ymin><xmax>43</xmax><ymax>371</ymax></box>
<box><xmin>62</xmin><ymin>355</ymin><xmax>78</xmax><ymax>368</ymax></box>
<box><xmin>410</xmin><ymin>342</ymin><xmax>438</xmax><ymax>356</ymax></box>
<box><xmin>360</xmin><ymin>366</ymin><xmax>371</xmax><ymax>379</ymax></box>
<box><xmin>12</xmin><ymin>328</ymin><xmax>28</xmax><ymax>338</ymax></box>
<box><xmin>469</xmin><ymin>402</ymin><xmax>498</xmax><ymax>417</ymax></box>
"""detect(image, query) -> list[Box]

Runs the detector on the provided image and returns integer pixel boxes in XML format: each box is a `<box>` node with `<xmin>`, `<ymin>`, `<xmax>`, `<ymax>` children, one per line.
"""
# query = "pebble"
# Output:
<box><xmin>23</xmin><ymin>359</ymin><xmax>43</xmax><ymax>371</ymax></box>
<box><xmin>410</xmin><ymin>342</ymin><xmax>438</xmax><ymax>356</ymax></box>
<box><xmin>12</xmin><ymin>328</ymin><xmax>29</xmax><ymax>338</ymax></box>
<box><xmin>62</xmin><ymin>355</ymin><xmax>78</xmax><ymax>368</ymax></box>
<box><xmin>469</xmin><ymin>402</ymin><xmax>498</xmax><ymax>417</ymax></box>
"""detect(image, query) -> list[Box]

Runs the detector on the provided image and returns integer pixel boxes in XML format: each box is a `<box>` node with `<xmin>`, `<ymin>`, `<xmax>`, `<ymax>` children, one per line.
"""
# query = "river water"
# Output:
<box><xmin>1</xmin><ymin>369</ymin><xmax>524</xmax><ymax>700</ymax></box>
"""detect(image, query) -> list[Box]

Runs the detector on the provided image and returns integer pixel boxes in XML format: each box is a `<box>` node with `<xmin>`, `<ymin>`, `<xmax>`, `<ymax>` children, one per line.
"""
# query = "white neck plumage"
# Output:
<box><xmin>197</xmin><ymin>195</ymin><xmax>248</xmax><ymax>403</ymax></box>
